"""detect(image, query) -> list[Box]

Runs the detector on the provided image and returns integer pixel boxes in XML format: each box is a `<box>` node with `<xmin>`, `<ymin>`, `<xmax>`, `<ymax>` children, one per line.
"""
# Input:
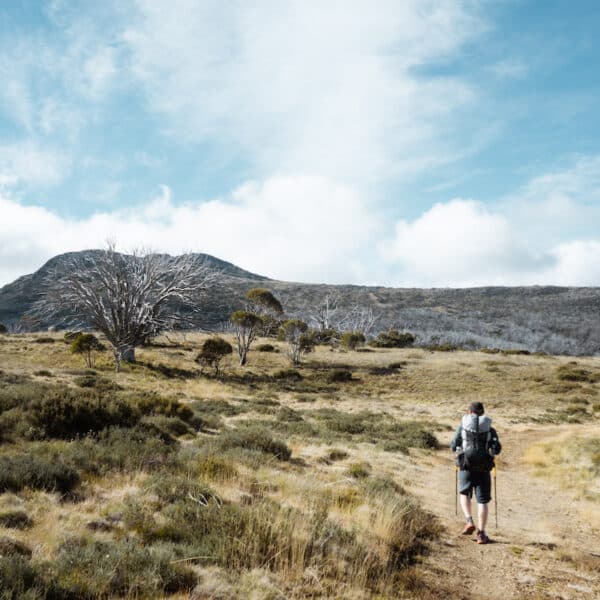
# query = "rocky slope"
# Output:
<box><xmin>1</xmin><ymin>250</ymin><xmax>599</xmax><ymax>355</ymax></box>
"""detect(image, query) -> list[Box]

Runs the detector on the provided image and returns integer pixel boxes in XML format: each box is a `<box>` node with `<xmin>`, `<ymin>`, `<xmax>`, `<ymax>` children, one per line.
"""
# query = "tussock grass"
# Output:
<box><xmin>2</xmin><ymin>331</ymin><xmax>599</xmax><ymax>598</ymax></box>
<box><xmin>524</xmin><ymin>432</ymin><xmax>600</xmax><ymax>522</ymax></box>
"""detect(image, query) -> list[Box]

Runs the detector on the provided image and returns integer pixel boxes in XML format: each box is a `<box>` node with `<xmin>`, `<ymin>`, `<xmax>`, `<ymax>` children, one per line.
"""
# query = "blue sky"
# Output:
<box><xmin>1</xmin><ymin>0</ymin><xmax>600</xmax><ymax>286</ymax></box>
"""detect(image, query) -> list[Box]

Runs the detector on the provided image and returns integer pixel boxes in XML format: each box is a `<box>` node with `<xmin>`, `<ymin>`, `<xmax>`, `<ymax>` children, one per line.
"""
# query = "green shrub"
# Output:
<box><xmin>277</xmin><ymin>407</ymin><xmax>303</xmax><ymax>422</ymax></box>
<box><xmin>557</xmin><ymin>365</ymin><xmax>599</xmax><ymax>383</ymax></box>
<box><xmin>501</xmin><ymin>349</ymin><xmax>530</xmax><ymax>356</ymax></box>
<box><xmin>364</xmin><ymin>476</ymin><xmax>404</xmax><ymax>497</ymax></box>
<box><xmin>195</xmin><ymin>453</ymin><xmax>238</xmax><ymax>481</ymax></box>
<box><xmin>0</xmin><ymin>510</ymin><xmax>33</xmax><ymax>529</ymax></box>
<box><xmin>256</xmin><ymin>343</ymin><xmax>278</xmax><ymax>352</ymax></box>
<box><xmin>424</xmin><ymin>344</ymin><xmax>457</xmax><ymax>352</ymax></box>
<box><xmin>145</xmin><ymin>474</ymin><xmax>218</xmax><ymax>505</ymax></box>
<box><xmin>0</xmin><ymin>554</ymin><xmax>44</xmax><ymax>598</ymax></box>
<box><xmin>0</xmin><ymin>323</ymin><xmax>7</xmax><ymax>334</ymax></box>
<box><xmin>28</xmin><ymin>391</ymin><xmax>138</xmax><ymax>439</ymax></box>
<box><xmin>273</xmin><ymin>368</ymin><xmax>302</xmax><ymax>381</ymax></box>
<box><xmin>63</xmin><ymin>330</ymin><xmax>82</xmax><ymax>343</ymax></box>
<box><xmin>347</xmin><ymin>462</ymin><xmax>371</xmax><ymax>479</ymax></box>
<box><xmin>388</xmin><ymin>361</ymin><xmax>407</xmax><ymax>369</ymax></box>
<box><xmin>383</xmin><ymin>421</ymin><xmax>439</xmax><ymax>450</ymax></box>
<box><xmin>369</xmin><ymin>330</ymin><xmax>415</xmax><ymax>348</ymax></box>
<box><xmin>480</xmin><ymin>348</ymin><xmax>500</xmax><ymax>354</ymax></box>
<box><xmin>48</xmin><ymin>537</ymin><xmax>196</xmax><ymax>598</ymax></box>
<box><xmin>312</xmin><ymin>328</ymin><xmax>341</xmax><ymax>345</ymax></box>
<box><xmin>33</xmin><ymin>370</ymin><xmax>53</xmax><ymax>377</ymax></box>
<box><xmin>327</xmin><ymin>369</ymin><xmax>353</xmax><ymax>383</ymax></box>
<box><xmin>34</xmin><ymin>336</ymin><xmax>55</xmax><ymax>344</ymax></box>
<box><xmin>66</xmin><ymin>424</ymin><xmax>177</xmax><ymax>475</ymax></box>
<box><xmin>195</xmin><ymin>336</ymin><xmax>233</xmax><ymax>375</ymax></box>
<box><xmin>132</xmin><ymin>392</ymin><xmax>195</xmax><ymax>422</ymax></box>
<box><xmin>0</xmin><ymin>454</ymin><xmax>79</xmax><ymax>494</ymax></box>
<box><xmin>341</xmin><ymin>331</ymin><xmax>366</xmax><ymax>350</ymax></box>
<box><xmin>141</xmin><ymin>415</ymin><xmax>193</xmax><ymax>437</ymax></box>
<box><xmin>217</xmin><ymin>428</ymin><xmax>291</xmax><ymax>460</ymax></box>
<box><xmin>313</xmin><ymin>409</ymin><xmax>367</xmax><ymax>434</ymax></box>
<box><xmin>73</xmin><ymin>375</ymin><xmax>121</xmax><ymax>391</ymax></box>
<box><xmin>325</xmin><ymin>448</ymin><xmax>349</xmax><ymax>461</ymax></box>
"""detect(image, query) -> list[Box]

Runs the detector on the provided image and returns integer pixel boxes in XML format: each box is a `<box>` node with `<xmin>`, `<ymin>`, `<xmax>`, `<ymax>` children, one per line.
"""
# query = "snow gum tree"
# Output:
<box><xmin>245</xmin><ymin>288</ymin><xmax>284</xmax><ymax>337</ymax></box>
<box><xmin>279</xmin><ymin>318</ymin><xmax>314</xmax><ymax>365</ymax></box>
<box><xmin>230</xmin><ymin>310</ymin><xmax>262</xmax><ymax>366</ymax></box>
<box><xmin>33</xmin><ymin>245</ymin><xmax>220</xmax><ymax>371</ymax></box>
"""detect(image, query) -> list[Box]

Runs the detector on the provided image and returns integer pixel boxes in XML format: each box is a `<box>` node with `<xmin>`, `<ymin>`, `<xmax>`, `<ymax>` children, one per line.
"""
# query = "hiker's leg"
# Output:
<box><xmin>458</xmin><ymin>471</ymin><xmax>474</xmax><ymax>520</ymax></box>
<box><xmin>478</xmin><ymin>502</ymin><xmax>489</xmax><ymax>531</ymax></box>
<box><xmin>474</xmin><ymin>472</ymin><xmax>492</xmax><ymax>532</ymax></box>
<box><xmin>460</xmin><ymin>493</ymin><xmax>472</xmax><ymax>519</ymax></box>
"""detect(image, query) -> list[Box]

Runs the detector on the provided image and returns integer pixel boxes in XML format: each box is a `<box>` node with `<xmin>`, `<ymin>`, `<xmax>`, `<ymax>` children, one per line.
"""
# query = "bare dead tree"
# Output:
<box><xmin>31</xmin><ymin>244</ymin><xmax>221</xmax><ymax>371</ymax></box>
<box><xmin>337</xmin><ymin>304</ymin><xmax>380</xmax><ymax>338</ymax></box>
<box><xmin>309</xmin><ymin>291</ymin><xmax>341</xmax><ymax>331</ymax></box>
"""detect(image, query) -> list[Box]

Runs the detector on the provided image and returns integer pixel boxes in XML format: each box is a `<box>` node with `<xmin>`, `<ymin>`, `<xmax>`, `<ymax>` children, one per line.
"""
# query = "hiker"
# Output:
<box><xmin>450</xmin><ymin>401</ymin><xmax>501</xmax><ymax>544</ymax></box>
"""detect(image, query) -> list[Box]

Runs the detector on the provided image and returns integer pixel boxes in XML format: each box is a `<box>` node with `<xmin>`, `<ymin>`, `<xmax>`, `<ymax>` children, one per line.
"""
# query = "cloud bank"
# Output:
<box><xmin>2</xmin><ymin>156</ymin><xmax>600</xmax><ymax>287</ymax></box>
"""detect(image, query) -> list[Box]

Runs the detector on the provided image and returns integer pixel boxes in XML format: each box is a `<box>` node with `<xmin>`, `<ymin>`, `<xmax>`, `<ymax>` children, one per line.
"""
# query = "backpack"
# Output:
<box><xmin>459</xmin><ymin>414</ymin><xmax>494</xmax><ymax>472</ymax></box>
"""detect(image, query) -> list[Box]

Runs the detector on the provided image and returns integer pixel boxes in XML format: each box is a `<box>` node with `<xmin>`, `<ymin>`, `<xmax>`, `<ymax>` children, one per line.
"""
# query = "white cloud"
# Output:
<box><xmin>124</xmin><ymin>0</ymin><xmax>483</xmax><ymax>184</ymax></box>
<box><xmin>3</xmin><ymin>156</ymin><xmax>600</xmax><ymax>288</ymax></box>
<box><xmin>549</xmin><ymin>241</ymin><xmax>600</xmax><ymax>286</ymax></box>
<box><xmin>0</xmin><ymin>142</ymin><xmax>71</xmax><ymax>187</ymax></box>
<box><xmin>499</xmin><ymin>155</ymin><xmax>600</xmax><ymax>247</ymax></box>
<box><xmin>380</xmin><ymin>199</ymin><xmax>551</xmax><ymax>286</ymax></box>
<box><xmin>0</xmin><ymin>176</ymin><xmax>379</xmax><ymax>286</ymax></box>
<box><xmin>380</xmin><ymin>155</ymin><xmax>600</xmax><ymax>286</ymax></box>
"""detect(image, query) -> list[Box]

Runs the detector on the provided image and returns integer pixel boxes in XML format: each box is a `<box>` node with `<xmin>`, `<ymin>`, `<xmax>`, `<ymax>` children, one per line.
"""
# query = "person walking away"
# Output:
<box><xmin>450</xmin><ymin>401</ymin><xmax>501</xmax><ymax>544</ymax></box>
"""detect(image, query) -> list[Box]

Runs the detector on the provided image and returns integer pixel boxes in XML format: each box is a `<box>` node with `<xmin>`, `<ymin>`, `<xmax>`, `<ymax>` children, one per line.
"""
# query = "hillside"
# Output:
<box><xmin>1</xmin><ymin>250</ymin><xmax>600</xmax><ymax>355</ymax></box>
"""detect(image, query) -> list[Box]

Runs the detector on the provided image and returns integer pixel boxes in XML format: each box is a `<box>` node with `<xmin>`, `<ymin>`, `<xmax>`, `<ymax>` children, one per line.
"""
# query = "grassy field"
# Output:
<box><xmin>0</xmin><ymin>332</ymin><xmax>598</xmax><ymax>599</ymax></box>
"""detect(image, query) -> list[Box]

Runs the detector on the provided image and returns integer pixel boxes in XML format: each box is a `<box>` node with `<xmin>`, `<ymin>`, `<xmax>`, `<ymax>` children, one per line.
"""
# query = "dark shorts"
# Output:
<box><xmin>459</xmin><ymin>470</ymin><xmax>491</xmax><ymax>504</ymax></box>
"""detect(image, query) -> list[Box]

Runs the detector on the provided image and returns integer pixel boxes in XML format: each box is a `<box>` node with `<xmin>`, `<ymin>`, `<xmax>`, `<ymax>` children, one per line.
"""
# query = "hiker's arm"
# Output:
<box><xmin>449</xmin><ymin>425</ymin><xmax>462</xmax><ymax>451</ymax></box>
<box><xmin>490</xmin><ymin>427</ymin><xmax>502</xmax><ymax>455</ymax></box>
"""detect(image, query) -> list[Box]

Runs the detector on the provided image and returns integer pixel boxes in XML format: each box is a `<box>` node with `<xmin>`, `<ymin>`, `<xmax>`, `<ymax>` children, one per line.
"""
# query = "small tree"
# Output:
<box><xmin>70</xmin><ymin>333</ymin><xmax>106</xmax><ymax>367</ymax></box>
<box><xmin>230</xmin><ymin>310</ymin><xmax>262</xmax><ymax>366</ymax></box>
<box><xmin>0</xmin><ymin>323</ymin><xmax>7</xmax><ymax>334</ymax></box>
<box><xmin>245</xmin><ymin>288</ymin><xmax>283</xmax><ymax>316</ymax></box>
<box><xmin>195</xmin><ymin>337</ymin><xmax>233</xmax><ymax>375</ymax></box>
<box><xmin>279</xmin><ymin>319</ymin><xmax>315</xmax><ymax>365</ymax></box>
<box><xmin>341</xmin><ymin>331</ymin><xmax>366</xmax><ymax>351</ymax></box>
<box><xmin>246</xmin><ymin>288</ymin><xmax>284</xmax><ymax>337</ymax></box>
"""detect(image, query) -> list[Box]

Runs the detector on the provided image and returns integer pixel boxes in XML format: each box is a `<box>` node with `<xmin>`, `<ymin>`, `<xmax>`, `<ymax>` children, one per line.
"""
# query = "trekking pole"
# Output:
<box><xmin>492</xmin><ymin>466</ymin><xmax>498</xmax><ymax>528</ymax></box>
<box><xmin>454</xmin><ymin>466</ymin><xmax>458</xmax><ymax>516</ymax></box>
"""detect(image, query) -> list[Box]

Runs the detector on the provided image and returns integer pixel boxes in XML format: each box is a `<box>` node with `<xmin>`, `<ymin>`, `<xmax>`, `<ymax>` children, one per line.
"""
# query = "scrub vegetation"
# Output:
<box><xmin>0</xmin><ymin>331</ymin><xmax>598</xmax><ymax>598</ymax></box>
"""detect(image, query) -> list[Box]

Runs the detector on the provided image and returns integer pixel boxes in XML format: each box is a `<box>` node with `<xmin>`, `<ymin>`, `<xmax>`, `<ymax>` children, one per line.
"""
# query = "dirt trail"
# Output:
<box><xmin>406</xmin><ymin>425</ymin><xmax>600</xmax><ymax>600</ymax></box>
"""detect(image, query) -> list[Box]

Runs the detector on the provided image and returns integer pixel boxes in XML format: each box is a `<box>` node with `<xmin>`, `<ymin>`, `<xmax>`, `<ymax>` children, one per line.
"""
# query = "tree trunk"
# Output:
<box><xmin>239</xmin><ymin>350</ymin><xmax>247</xmax><ymax>366</ymax></box>
<box><xmin>122</xmin><ymin>347</ymin><xmax>136</xmax><ymax>363</ymax></box>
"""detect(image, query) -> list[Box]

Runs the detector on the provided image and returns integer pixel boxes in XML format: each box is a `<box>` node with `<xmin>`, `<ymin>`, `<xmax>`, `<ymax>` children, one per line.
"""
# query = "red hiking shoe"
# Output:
<box><xmin>461</xmin><ymin>522</ymin><xmax>476</xmax><ymax>535</ymax></box>
<box><xmin>476</xmin><ymin>530</ymin><xmax>490</xmax><ymax>544</ymax></box>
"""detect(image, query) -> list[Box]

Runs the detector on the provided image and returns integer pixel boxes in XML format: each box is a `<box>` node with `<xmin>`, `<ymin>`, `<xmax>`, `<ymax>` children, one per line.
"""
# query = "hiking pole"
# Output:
<box><xmin>455</xmin><ymin>466</ymin><xmax>458</xmax><ymax>516</ymax></box>
<box><xmin>492</xmin><ymin>466</ymin><xmax>498</xmax><ymax>528</ymax></box>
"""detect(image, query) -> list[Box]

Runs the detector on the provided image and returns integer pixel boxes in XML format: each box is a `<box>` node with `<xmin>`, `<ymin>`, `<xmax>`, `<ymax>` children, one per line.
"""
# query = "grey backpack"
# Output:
<box><xmin>460</xmin><ymin>414</ymin><xmax>494</xmax><ymax>472</ymax></box>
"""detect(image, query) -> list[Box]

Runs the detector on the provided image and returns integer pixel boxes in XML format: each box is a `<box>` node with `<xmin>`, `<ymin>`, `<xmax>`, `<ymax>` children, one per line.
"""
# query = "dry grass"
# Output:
<box><xmin>523</xmin><ymin>431</ymin><xmax>600</xmax><ymax>527</ymax></box>
<box><xmin>1</xmin><ymin>332</ymin><xmax>599</xmax><ymax>598</ymax></box>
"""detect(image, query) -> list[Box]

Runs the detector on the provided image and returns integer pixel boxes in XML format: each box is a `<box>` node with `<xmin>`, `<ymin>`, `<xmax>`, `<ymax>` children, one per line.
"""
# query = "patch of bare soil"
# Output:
<box><xmin>407</xmin><ymin>425</ymin><xmax>600</xmax><ymax>600</ymax></box>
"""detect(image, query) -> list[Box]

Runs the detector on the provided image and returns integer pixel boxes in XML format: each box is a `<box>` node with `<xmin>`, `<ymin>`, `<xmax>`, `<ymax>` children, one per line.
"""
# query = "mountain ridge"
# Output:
<box><xmin>1</xmin><ymin>250</ymin><xmax>599</xmax><ymax>355</ymax></box>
